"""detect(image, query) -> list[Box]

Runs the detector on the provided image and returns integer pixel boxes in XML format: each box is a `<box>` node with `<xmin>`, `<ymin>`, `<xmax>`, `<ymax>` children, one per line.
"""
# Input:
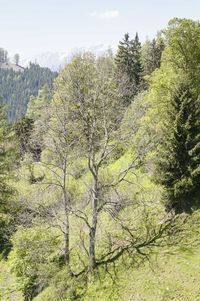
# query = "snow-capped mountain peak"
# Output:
<box><xmin>22</xmin><ymin>45</ymin><xmax>112</xmax><ymax>71</ymax></box>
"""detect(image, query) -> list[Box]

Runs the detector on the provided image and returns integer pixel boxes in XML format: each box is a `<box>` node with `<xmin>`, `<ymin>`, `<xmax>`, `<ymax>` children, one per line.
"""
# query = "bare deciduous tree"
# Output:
<box><xmin>52</xmin><ymin>52</ymin><xmax>177</xmax><ymax>274</ymax></box>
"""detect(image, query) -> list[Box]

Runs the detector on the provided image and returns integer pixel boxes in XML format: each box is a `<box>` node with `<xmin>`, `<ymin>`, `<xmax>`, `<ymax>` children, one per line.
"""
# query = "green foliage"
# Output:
<box><xmin>141</xmin><ymin>35</ymin><xmax>165</xmax><ymax>78</ymax></box>
<box><xmin>26</xmin><ymin>85</ymin><xmax>52</xmax><ymax>120</ymax></box>
<box><xmin>146</xmin><ymin>18</ymin><xmax>200</xmax><ymax>212</ymax></box>
<box><xmin>34</xmin><ymin>268</ymin><xmax>86</xmax><ymax>301</ymax></box>
<box><xmin>156</xmin><ymin>80</ymin><xmax>200</xmax><ymax>212</ymax></box>
<box><xmin>52</xmin><ymin>51</ymin><xmax>120</xmax><ymax>154</ymax></box>
<box><xmin>0</xmin><ymin>259</ymin><xmax>23</xmax><ymax>300</ymax></box>
<box><xmin>166</xmin><ymin>18</ymin><xmax>200</xmax><ymax>75</ymax></box>
<box><xmin>0</xmin><ymin>104</ymin><xmax>16</xmax><ymax>254</ymax></box>
<box><xmin>14</xmin><ymin>117</ymin><xmax>34</xmax><ymax>156</ymax></box>
<box><xmin>115</xmin><ymin>33</ymin><xmax>142</xmax><ymax>104</ymax></box>
<box><xmin>0</xmin><ymin>105</ymin><xmax>12</xmax><ymax>202</ymax></box>
<box><xmin>118</xmin><ymin>91</ymin><xmax>149</xmax><ymax>148</ymax></box>
<box><xmin>0</xmin><ymin>58</ymin><xmax>57</xmax><ymax>121</ymax></box>
<box><xmin>9</xmin><ymin>224</ymin><xmax>61</xmax><ymax>300</ymax></box>
<box><xmin>2</xmin><ymin>18</ymin><xmax>200</xmax><ymax>301</ymax></box>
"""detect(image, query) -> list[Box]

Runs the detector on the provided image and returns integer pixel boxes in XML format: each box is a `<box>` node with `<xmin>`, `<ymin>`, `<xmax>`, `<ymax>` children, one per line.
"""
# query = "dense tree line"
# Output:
<box><xmin>150</xmin><ymin>18</ymin><xmax>200</xmax><ymax>212</ymax></box>
<box><xmin>0</xmin><ymin>50</ymin><xmax>57</xmax><ymax>121</ymax></box>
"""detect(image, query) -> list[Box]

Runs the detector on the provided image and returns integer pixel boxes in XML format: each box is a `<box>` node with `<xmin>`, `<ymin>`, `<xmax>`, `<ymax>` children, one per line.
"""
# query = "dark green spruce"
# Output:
<box><xmin>115</xmin><ymin>33</ymin><xmax>142</xmax><ymax>105</ymax></box>
<box><xmin>0</xmin><ymin>103</ymin><xmax>15</xmax><ymax>253</ymax></box>
<box><xmin>156</xmin><ymin>81</ymin><xmax>200</xmax><ymax>212</ymax></box>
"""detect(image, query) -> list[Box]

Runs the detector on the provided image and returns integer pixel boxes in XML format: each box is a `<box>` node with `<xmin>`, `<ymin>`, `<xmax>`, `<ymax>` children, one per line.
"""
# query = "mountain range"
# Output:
<box><xmin>22</xmin><ymin>44</ymin><xmax>113</xmax><ymax>71</ymax></box>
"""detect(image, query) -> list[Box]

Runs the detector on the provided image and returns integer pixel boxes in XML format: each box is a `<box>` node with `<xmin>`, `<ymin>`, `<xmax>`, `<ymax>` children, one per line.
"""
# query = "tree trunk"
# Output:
<box><xmin>64</xmin><ymin>214</ymin><xmax>69</xmax><ymax>264</ymax></box>
<box><xmin>89</xmin><ymin>178</ymin><xmax>98</xmax><ymax>271</ymax></box>
<box><xmin>63</xmin><ymin>182</ymin><xmax>70</xmax><ymax>264</ymax></box>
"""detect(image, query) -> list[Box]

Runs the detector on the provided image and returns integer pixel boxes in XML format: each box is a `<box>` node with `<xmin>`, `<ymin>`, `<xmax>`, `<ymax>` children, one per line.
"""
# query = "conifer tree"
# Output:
<box><xmin>115</xmin><ymin>33</ymin><xmax>142</xmax><ymax>105</ymax></box>
<box><xmin>0</xmin><ymin>105</ymin><xmax>12</xmax><ymax>205</ymax></box>
<box><xmin>131</xmin><ymin>33</ymin><xmax>142</xmax><ymax>86</ymax></box>
<box><xmin>141</xmin><ymin>37</ymin><xmax>165</xmax><ymax>78</ymax></box>
<box><xmin>155</xmin><ymin>37</ymin><xmax>165</xmax><ymax>68</ymax></box>
<box><xmin>0</xmin><ymin>103</ymin><xmax>15</xmax><ymax>252</ymax></box>
<box><xmin>156</xmin><ymin>81</ymin><xmax>200</xmax><ymax>212</ymax></box>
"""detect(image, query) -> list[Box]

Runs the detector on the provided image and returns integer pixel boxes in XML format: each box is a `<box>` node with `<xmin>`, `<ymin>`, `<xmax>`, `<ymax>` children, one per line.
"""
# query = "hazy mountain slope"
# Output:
<box><xmin>0</xmin><ymin>63</ymin><xmax>57</xmax><ymax>121</ymax></box>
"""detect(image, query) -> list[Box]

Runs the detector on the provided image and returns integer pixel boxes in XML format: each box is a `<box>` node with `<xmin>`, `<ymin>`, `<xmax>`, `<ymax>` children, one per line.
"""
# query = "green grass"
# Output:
<box><xmin>2</xmin><ymin>243</ymin><xmax>200</xmax><ymax>301</ymax></box>
<box><xmin>82</xmin><ymin>245</ymin><xmax>200</xmax><ymax>301</ymax></box>
<box><xmin>32</xmin><ymin>210</ymin><xmax>200</xmax><ymax>301</ymax></box>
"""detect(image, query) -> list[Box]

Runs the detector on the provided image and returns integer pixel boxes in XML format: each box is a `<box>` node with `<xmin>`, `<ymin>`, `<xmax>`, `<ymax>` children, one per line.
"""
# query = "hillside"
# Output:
<box><xmin>1</xmin><ymin>17</ymin><xmax>200</xmax><ymax>301</ymax></box>
<box><xmin>0</xmin><ymin>50</ymin><xmax>57</xmax><ymax>121</ymax></box>
<box><xmin>0</xmin><ymin>183</ymin><xmax>200</xmax><ymax>301</ymax></box>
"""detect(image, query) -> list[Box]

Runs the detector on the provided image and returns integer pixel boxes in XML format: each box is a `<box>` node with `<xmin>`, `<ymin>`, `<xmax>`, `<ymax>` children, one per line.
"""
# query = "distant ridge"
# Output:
<box><xmin>0</xmin><ymin>62</ymin><xmax>25</xmax><ymax>73</ymax></box>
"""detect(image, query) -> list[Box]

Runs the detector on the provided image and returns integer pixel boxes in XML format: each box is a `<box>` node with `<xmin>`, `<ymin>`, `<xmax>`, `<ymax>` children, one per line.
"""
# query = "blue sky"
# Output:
<box><xmin>0</xmin><ymin>0</ymin><xmax>200</xmax><ymax>58</ymax></box>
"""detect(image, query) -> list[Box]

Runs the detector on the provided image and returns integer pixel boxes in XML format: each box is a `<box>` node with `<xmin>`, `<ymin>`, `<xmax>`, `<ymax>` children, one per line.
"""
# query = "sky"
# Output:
<box><xmin>0</xmin><ymin>0</ymin><xmax>200</xmax><ymax>59</ymax></box>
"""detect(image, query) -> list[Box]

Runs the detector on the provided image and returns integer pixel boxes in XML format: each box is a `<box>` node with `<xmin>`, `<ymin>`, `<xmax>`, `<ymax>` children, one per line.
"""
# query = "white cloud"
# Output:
<box><xmin>91</xmin><ymin>10</ymin><xmax>119</xmax><ymax>20</ymax></box>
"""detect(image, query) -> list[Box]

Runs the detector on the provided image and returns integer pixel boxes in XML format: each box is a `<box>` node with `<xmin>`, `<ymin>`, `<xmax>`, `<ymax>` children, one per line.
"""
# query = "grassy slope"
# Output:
<box><xmin>2</xmin><ymin>152</ymin><xmax>200</xmax><ymax>301</ymax></box>
<box><xmin>84</xmin><ymin>246</ymin><xmax>200</xmax><ymax>301</ymax></box>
